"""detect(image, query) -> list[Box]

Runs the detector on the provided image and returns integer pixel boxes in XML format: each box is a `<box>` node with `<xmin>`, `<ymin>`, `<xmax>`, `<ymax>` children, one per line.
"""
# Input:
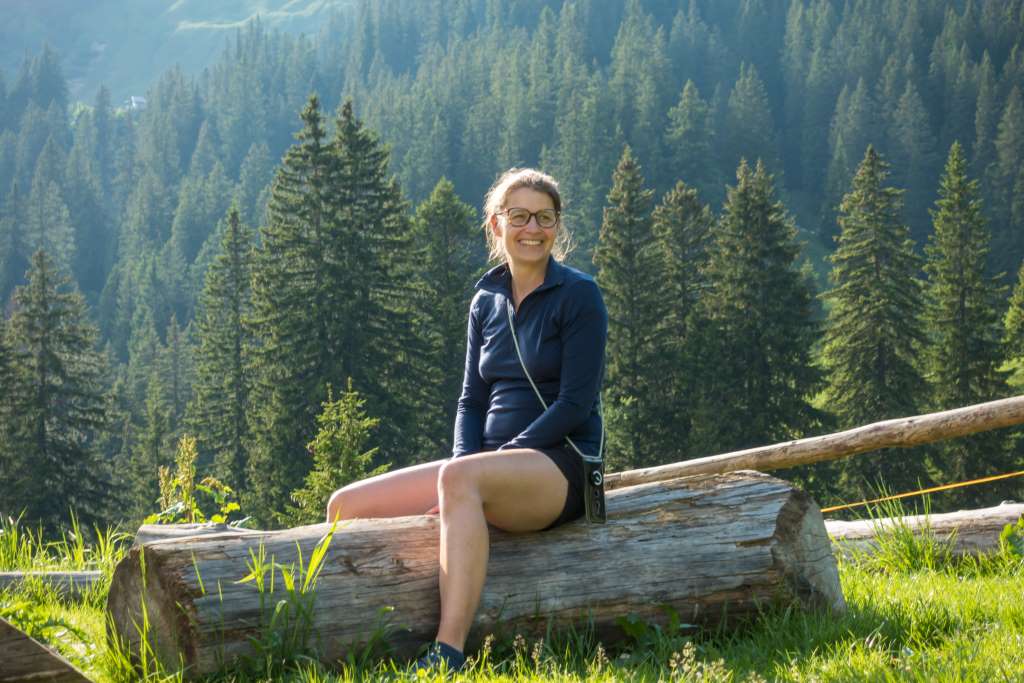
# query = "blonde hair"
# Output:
<box><xmin>482</xmin><ymin>167</ymin><xmax>573</xmax><ymax>263</ymax></box>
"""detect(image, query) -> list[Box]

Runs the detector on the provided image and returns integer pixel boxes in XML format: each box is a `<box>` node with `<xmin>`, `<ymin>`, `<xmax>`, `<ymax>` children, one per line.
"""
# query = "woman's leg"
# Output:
<box><xmin>326</xmin><ymin>459</ymin><xmax>446</xmax><ymax>522</ymax></box>
<box><xmin>434</xmin><ymin>448</ymin><xmax>568</xmax><ymax>650</ymax></box>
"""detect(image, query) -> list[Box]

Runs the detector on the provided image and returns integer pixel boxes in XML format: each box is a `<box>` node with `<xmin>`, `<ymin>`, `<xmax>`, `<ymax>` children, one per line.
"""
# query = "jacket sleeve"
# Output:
<box><xmin>452</xmin><ymin>295</ymin><xmax>488</xmax><ymax>457</ymax></box>
<box><xmin>499</xmin><ymin>279</ymin><xmax>607</xmax><ymax>451</ymax></box>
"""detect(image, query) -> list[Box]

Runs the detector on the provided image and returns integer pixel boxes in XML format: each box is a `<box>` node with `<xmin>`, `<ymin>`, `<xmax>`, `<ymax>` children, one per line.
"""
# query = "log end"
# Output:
<box><xmin>107</xmin><ymin>544</ymin><xmax>199</xmax><ymax>675</ymax></box>
<box><xmin>769</xmin><ymin>479</ymin><xmax>846</xmax><ymax>614</ymax></box>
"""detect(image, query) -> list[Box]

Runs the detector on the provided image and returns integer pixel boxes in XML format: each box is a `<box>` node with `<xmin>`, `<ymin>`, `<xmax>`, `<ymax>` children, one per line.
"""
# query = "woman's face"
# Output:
<box><xmin>491</xmin><ymin>187</ymin><xmax>558</xmax><ymax>269</ymax></box>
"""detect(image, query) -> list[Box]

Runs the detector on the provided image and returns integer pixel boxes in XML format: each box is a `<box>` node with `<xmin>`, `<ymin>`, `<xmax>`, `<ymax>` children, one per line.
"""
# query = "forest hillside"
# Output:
<box><xmin>1</xmin><ymin>0</ymin><xmax>1023</xmax><ymax>532</ymax></box>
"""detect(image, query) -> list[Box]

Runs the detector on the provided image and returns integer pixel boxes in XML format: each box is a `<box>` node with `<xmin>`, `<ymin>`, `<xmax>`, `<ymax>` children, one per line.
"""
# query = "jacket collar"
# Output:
<box><xmin>476</xmin><ymin>256</ymin><xmax>565</xmax><ymax>297</ymax></box>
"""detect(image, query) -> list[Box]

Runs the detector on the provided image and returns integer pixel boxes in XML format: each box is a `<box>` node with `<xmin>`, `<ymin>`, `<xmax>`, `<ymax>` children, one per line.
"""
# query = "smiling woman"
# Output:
<box><xmin>326</xmin><ymin>166</ymin><xmax>608</xmax><ymax>673</ymax></box>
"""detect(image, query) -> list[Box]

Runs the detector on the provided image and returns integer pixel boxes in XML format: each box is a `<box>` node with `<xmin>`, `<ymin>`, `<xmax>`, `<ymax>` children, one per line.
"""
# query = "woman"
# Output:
<box><xmin>325</xmin><ymin>168</ymin><xmax>608</xmax><ymax>671</ymax></box>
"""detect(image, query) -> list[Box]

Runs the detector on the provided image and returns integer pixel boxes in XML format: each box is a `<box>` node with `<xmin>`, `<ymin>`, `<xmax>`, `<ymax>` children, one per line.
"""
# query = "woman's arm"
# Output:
<box><xmin>452</xmin><ymin>296</ymin><xmax>489</xmax><ymax>457</ymax></box>
<box><xmin>500</xmin><ymin>279</ymin><xmax>608</xmax><ymax>450</ymax></box>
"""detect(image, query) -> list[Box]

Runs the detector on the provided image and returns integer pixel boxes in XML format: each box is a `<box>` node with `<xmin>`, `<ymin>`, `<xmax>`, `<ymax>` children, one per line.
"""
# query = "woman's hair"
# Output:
<box><xmin>482</xmin><ymin>167</ymin><xmax>573</xmax><ymax>263</ymax></box>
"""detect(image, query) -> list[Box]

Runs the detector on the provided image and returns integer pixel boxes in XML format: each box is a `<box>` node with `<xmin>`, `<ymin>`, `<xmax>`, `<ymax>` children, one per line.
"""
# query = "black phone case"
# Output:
<box><xmin>582</xmin><ymin>458</ymin><xmax>607</xmax><ymax>524</ymax></box>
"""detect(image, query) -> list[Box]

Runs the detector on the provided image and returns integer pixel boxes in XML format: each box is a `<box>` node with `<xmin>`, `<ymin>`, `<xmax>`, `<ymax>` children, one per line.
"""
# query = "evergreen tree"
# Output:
<box><xmin>247</xmin><ymin>94</ymin><xmax>336</xmax><ymax>524</ymax></box>
<box><xmin>647</xmin><ymin>180</ymin><xmax>713</xmax><ymax>461</ymax></box>
<box><xmin>723</xmin><ymin>64</ymin><xmax>782</xmax><ymax>182</ymax></box>
<box><xmin>693</xmin><ymin>160</ymin><xmax>822</xmax><ymax>456</ymax></box>
<box><xmin>664</xmin><ymin>80</ymin><xmax>718</xmax><ymax>205</ymax></box>
<box><xmin>923</xmin><ymin>142</ymin><xmax>1010</xmax><ymax>505</ymax></box>
<box><xmin>0</xmin><ymin>181</ymin><xmax>27</xmax><ymax>302</ymax></box>
<box><xmin>889</xmin><ymin>81</ymin><xmax>940</xmax><ymax>244</ymax></box>
<box><xmin>821</xmin><ymin>145</ymin><xmax>929</xmax><ymax>495</ymax></box>
<box><xmin>409</xmin><ymin>178</ymin><xmax>480</xmax><ymax>456</ymax></box>
<box><xmin>989</xmin><ymin>86</ymin><xmax>1024</xmax><ymax>276</ymax></box>
<box><xmin>24</xmin><ymin>136</ymin><xmax>74</xmax><ymax>273</ymax></box>
<box><xmin>124</xmin><ymin>369</ymin><xmax>173</xmax><ymax>521</ymax></box>
<box><xmin>4</xmin><ymin>250</ymin><xmax>110</xmax><ymax>529</ymax></box>
<box><xmin>284</xmin><ymin>380</ymin><xmax>387</xmax><ymax>525</ymax></box>
<box><xmin>187</xmin><ymin>206</ymin><xmax>254</xmax><ymax>492</ymax></box>
<box><xmin>593</xmin><ymin>146</ymin><xmax>660</xmax><ymax>469</ymax></box>
<box><xmin>235</xmin><ymin>142</ymin><xmax>274</xmax><ymax>227</ymax></box>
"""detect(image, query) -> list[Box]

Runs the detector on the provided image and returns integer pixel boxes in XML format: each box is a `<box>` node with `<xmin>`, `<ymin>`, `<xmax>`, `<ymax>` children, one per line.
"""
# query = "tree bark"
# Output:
<box><xmin>0</xmin><ymin>617</ymin><xmax>91</xmax><ymax>682</ymax></box>
<box><xmin>826</xmin><ymin>502</ymin><xmax>1024</xmax><ymax>558</ymax></box>
<box><xmin>107</xmin><ymin>471</ymin><xmax>844</xmax><ymax>677</ymax></box>
<box><xmin>606</xmin><ymin>395</ymin><xmax>1024</xmax><ymax>490</ymax></box>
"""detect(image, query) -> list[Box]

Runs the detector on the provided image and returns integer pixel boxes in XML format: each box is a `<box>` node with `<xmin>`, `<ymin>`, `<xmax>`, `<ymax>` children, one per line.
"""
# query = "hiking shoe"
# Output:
<box><xmin>413</xmin><ymin>641</ymin><xmax>466</xmax><ymax>674</ymax></box>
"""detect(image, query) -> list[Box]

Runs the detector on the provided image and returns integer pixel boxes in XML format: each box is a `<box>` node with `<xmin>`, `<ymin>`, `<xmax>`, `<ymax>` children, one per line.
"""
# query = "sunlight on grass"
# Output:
<box><xmin>1</xmin><ymin>504</ymin><xmax>1023</xmax><ymax>682</ymax></box>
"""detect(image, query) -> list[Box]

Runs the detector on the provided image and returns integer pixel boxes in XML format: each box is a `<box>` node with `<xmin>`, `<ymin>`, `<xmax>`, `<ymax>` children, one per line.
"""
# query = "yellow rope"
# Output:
<box><xmin>820</xmin><ymin>469</ymin><xmax>1024</xmax><ymax>513</ymax></box>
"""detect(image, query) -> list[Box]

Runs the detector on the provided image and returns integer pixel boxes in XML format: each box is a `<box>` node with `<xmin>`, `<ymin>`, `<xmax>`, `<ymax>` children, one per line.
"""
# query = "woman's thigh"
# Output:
<box><xmin>328</xmin><ymin>458</ymin><xmax>445</xmax><ymax>520</ymax></box>
<box><xmin>441</xmin><ymin>448</ymin><xmax>568</xmax><ymax>533</ymax></box>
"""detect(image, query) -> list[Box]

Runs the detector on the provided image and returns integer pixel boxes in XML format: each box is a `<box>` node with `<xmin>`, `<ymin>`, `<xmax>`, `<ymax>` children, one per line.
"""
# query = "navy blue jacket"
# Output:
<box><xmin>453</xmin><ymin>256</ymin><xmax>608</xmax><ymax>457</ymax></box>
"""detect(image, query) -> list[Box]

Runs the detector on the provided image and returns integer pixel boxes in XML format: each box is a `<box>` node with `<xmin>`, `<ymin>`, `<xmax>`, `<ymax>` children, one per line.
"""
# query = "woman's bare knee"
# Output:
<box><xmin>326</xmin><ymin>487</ymin><xmax>355</xmax><ymax>522</ymax></box>
<box><xmin>437</xmin><ymin>458</ymin><xmax>481</xmax><ymax>505</ymax></box>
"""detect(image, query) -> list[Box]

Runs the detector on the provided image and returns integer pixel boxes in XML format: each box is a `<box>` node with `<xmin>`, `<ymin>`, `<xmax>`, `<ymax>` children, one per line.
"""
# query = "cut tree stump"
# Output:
<box><xmin>826</xmin><ymin>502</ymin><xmax>1024</xmax><ymax>558</ymax></box>
<box><xmin>107</xmin><ymin>471</ymin><xmax>844</xmax><ymax>677</ymax></box>
<box><xmin>0</xmin><ymin>617</ymin><xmax>91</xmax><ymax>682</ymax></box>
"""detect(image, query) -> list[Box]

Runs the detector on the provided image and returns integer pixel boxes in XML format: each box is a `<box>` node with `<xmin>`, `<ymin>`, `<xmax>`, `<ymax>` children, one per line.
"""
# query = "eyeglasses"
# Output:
<box><xmin>500</xmin><ymin>207</ymin><xmax>560</xmax><ymax>229</ymax></box>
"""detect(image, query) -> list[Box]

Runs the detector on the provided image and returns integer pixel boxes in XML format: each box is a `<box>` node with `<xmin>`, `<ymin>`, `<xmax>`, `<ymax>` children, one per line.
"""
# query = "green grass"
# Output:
<box><xmin>2</xmin><ymin>507</ymin><xmax>1023</xmax><ymax>682</ymax></box>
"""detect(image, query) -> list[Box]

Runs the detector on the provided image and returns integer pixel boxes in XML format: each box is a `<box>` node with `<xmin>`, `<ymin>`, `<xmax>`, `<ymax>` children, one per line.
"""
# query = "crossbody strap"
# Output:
<box><xmin>505</xmin><ymin>299</ymin><xmax>604</xmax><ymax>464</ymax></box>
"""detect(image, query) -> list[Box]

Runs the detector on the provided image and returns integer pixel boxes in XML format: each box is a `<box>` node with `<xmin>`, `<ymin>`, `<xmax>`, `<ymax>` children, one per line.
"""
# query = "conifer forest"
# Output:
<box><xmin>2</xmin><ymin>0</ymin><xmax>1024</xmax><ymax>533</ymax></box>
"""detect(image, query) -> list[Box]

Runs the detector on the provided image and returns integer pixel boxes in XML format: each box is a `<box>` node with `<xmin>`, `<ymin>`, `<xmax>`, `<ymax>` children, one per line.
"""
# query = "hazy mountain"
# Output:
<box><xmin>0</xmin><ymin>0</ymin><xmax>351</xmax><ymax>103</ymax></box>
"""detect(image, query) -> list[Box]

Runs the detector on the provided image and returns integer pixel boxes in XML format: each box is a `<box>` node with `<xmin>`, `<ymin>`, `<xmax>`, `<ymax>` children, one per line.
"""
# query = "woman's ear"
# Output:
<box><xmin>489</xmin><ymin>213</ymin><xmax>501</xmax><ymax>237</ymax></box>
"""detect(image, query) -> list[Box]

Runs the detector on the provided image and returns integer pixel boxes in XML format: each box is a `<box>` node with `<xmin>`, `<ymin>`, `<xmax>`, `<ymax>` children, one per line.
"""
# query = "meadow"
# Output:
<box><xmin>2</xmin><ymin>505</ymin><xmax>1023</xmax><ymax>683</ymax></box>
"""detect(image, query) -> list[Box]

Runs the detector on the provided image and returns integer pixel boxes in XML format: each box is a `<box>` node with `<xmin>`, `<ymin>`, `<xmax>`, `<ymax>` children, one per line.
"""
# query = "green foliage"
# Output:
<box><xmin>187</xmin><ymin>205</ymin><xmax>254</xmax><ymax>492</ymax></box>
<box><xmin>234</xmin><ymin>524</ymin><xmax>337</xmax><ymax>676</ymax></box>
<box><xmin>144</xmin><ymin>434</ymin><xmax>242</xmax><ymax>526</ymax></box>
<box><xmin>821</xmin><ymin>145</ymin><xmax>929</xmax><ymax>495</ymax></box>
<box><xmin>694</xmin><ymin>160</ymin><xmax>823</xmax><ymax>455</ymax></box>
<box><xmin>923</xmin><ymin>142</ymin><xmax>1010</xmax><ymax>505</ymax></box>
<box><xmin>3</xmin><ymin>250</ymin><xmax>111</xmax><ymax>530</ymax></box>
<box><xmin>594</xmin><ymin>146</ymin><xmax>660</xmax><ymax>469</ymax></box>
<box><xmin>285</xmin><ymin>381</ymin><xmax>387</xmax><ymax>526</ymax></box>
<box><xmin>409</xmin><ymin>177</ymin><xmax>481</xmax><ymax>457</ymax></box>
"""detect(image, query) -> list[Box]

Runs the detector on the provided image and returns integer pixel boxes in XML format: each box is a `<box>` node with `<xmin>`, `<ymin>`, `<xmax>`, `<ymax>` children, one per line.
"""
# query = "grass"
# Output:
<box><xmin>2</xmin><ymin>505</ymin><xmax>1023</xmax><ymax>682</ymax></box>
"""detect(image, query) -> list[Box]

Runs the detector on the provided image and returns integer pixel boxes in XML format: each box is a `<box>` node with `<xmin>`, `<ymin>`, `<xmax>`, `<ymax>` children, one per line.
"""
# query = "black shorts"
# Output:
<box><xmin>538</xmin><ymin>446</ymin><xmax>585</xmax><ymax>530</ymax></box>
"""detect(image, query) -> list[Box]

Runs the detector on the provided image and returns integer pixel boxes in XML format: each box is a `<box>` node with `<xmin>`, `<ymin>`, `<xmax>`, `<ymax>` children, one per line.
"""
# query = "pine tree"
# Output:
<box><xmin>693</xmin><ymin>160</ymin><xmax>822</xmax><ymax>456</ymax></box>
<box><xmin>647</xmin><ymin>180</ymin><xmax>713</xmax><ymax>461</ymax></box>
<box><xmin>284</xmin><ymin>380</ymin><xmax>387</xmax><ymax>525</ymax></box>
<box><xmin>923</xmin><ymin>142</ymin><xmax>1010</xmax><ymax>505</ymax></box>
<box><xmin>889</xmin><ymin>81</ymin><xmax>940</xmax><ymax>244</ymax></box>
<box><xmin>409</xmin><ymin>178</ymin><xmax>480</xmax><ymax>456</ymax></box>
<box><xmin>665</xmin><ymin>80</ymin><xmax>718</xmax><ymax>205</ymax></box>
<box><xmin>989</xmin><ymin>86</ymin><xmax>1024</xmax><ymax>276</ymax></box>
<box><xmin>329</xmin><ymin>99</ymin><xmax>425</xmax><ymax>468</ymax></box>
<box><xmin>593</xmin><ymin>146</ymin><xmax>660</xmax><ymax>469</ymax></box>
<box><xmin>821</xmin><ymin>145</ymin><xmax>929</xmax><ymax>495</ymax></box>
<box><xmin>187</xmin><ymin>206</ymin><xmax>254</xmax><ymax>492</ymax></box>
<box><xmin>724</xmin><ymin>63</ymin><xmax>782</xmax><ymax>182</ymax></box>
<box><xmin>247</xmin><ymin>94</ymin><xmax>336</xmax><ymax>524</ymax></box>
<box><xmin>4</xmin><ymin>250</ymin><xmax>110</xmax><ymax>530</ymax></box>
<box><xmin>0</xmin><ymin>318</ymin><xmax>15</xmax><ymax>508</ymax></box>
<box><xmin>124</xmin><ymin>369</ymin><xmax>174</xmax><ymax>522</ymax></box>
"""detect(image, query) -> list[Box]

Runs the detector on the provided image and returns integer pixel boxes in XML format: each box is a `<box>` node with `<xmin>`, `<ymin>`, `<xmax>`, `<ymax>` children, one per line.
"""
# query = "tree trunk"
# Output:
<box><xmin>606</xmin><ymin>395</ymin><xmax>1024</xmax><ymax>490</ymax></box>
<box><xmin>107</xmin><ymin>471</ymin><xmax>844</xmax><ymax>677</ymax></box>
<box><xmin>826</xmin><ymin>502</ymin><xmax>1024</xmax><ymax>558</ymax></box>
<box><xmin>0</xmin><ymin>617</ymin><xmax>91</xmax><ymax>682</ymax></box>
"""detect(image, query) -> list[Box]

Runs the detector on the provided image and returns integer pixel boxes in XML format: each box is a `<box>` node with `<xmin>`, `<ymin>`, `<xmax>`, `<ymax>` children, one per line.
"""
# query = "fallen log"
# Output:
<box><xmin>0</xmin><ymin>572</ymin><xmax>102</xmax><ymax>601</ymax></box>
<box><xmin>108</xmin><ymin>471</ymin><xmax>844</xmax><ymax>677</ymax></box>
<box><xmin>826</xmin><ymin>502</ymin><xmax>1024</xmax><ymax>558</ymax></box>
<box><xmin>133</xmin><ymin>522</ymin><xmax>261</xmax><ymax>547</ymax></box>
<box><xmin>606</xmin><ymin>395</ymin><xmax>1024</xmax><ymax>490</ymax></box>
<box><xmin>0</xmin><ymin>616</ymin><xmax>91</xmax><ymax>682</ymax></box>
